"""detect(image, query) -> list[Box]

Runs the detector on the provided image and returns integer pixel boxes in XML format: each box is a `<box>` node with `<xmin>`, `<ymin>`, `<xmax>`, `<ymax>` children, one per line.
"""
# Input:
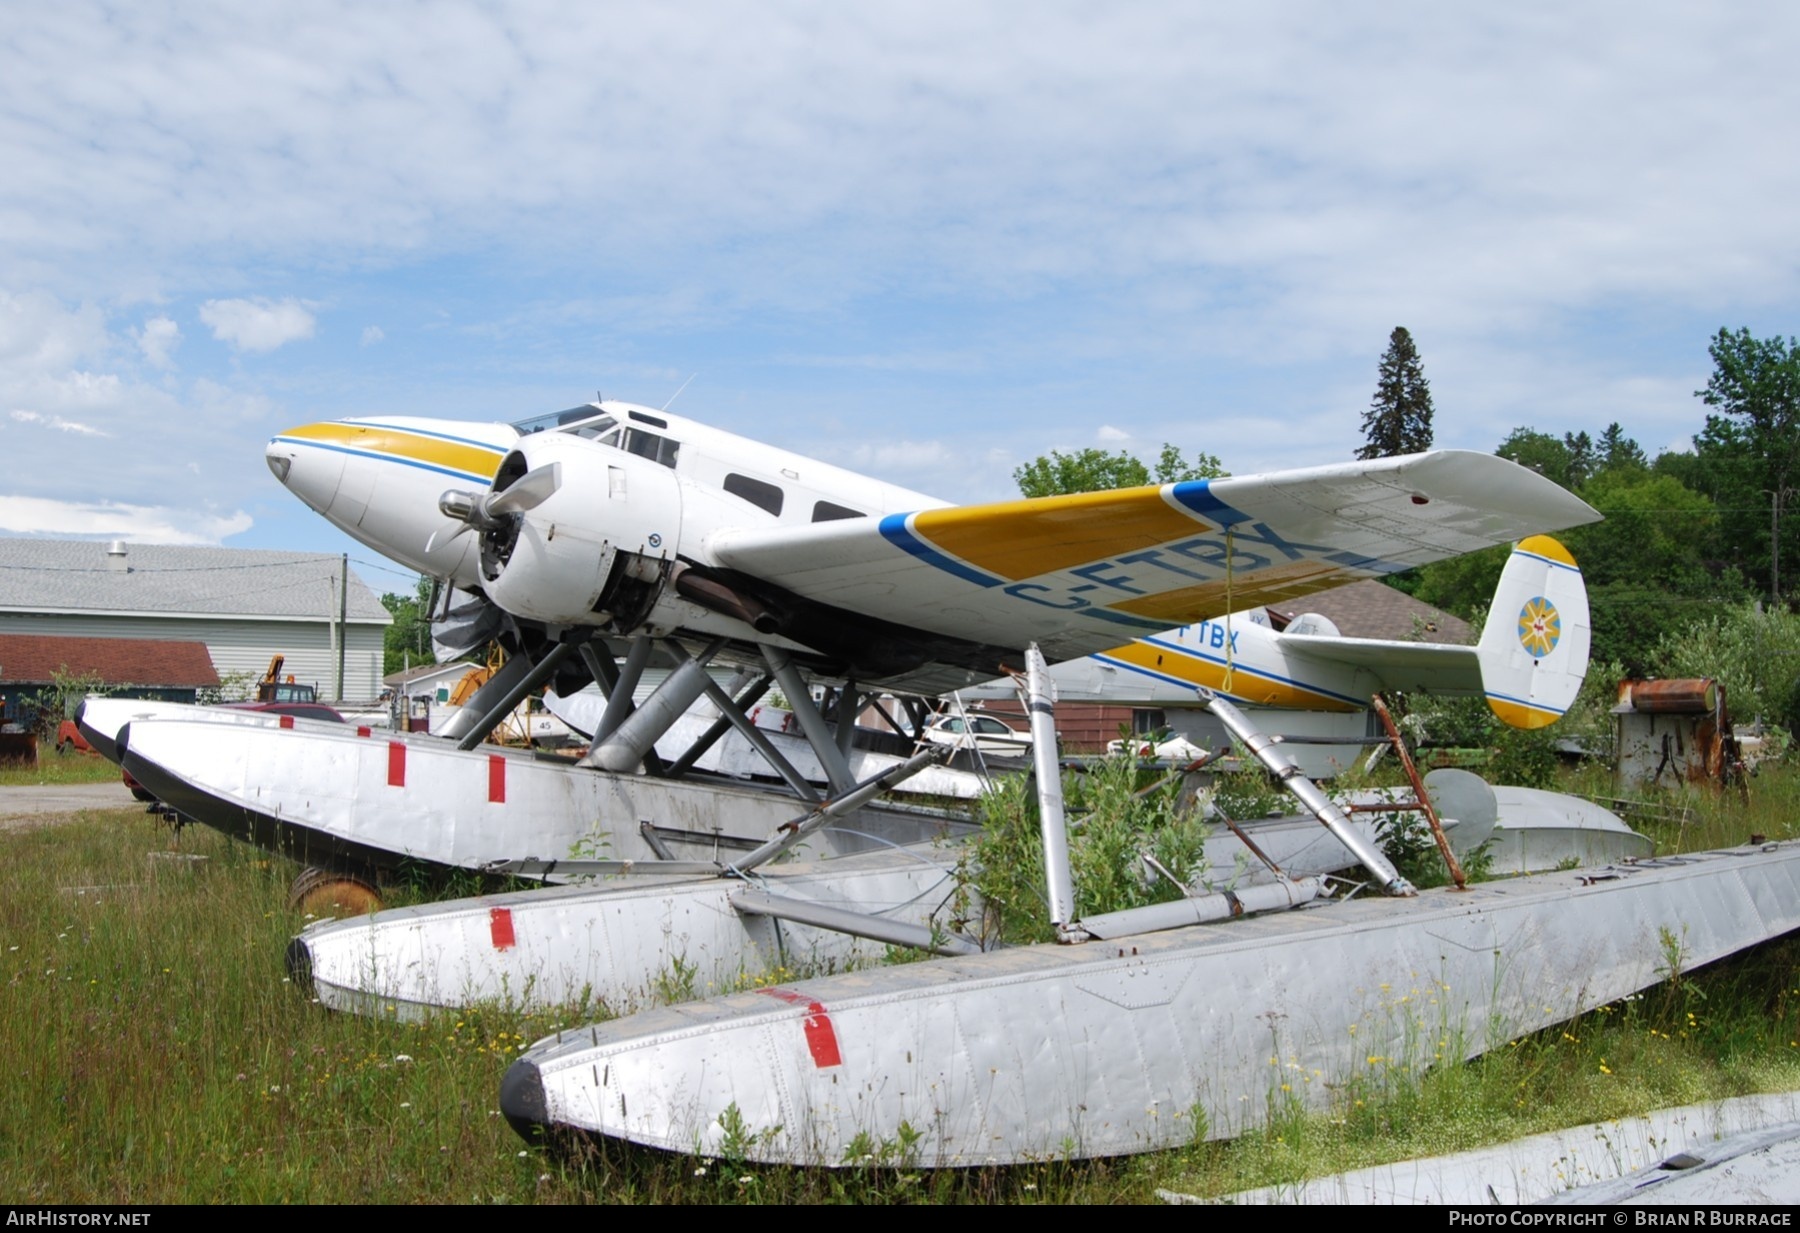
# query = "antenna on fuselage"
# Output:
<box><xmin>663</xmin><ymin>372</ymin><xmax>698</xmax><ymax>411</ymax></box>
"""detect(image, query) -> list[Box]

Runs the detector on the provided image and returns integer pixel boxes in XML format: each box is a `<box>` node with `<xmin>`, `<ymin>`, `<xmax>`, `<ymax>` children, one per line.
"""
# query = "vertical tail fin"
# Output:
<box><xmin>1477</xmin><ymin>536</ymin><xmax>1590</xmax><ymax>730</ymax></box>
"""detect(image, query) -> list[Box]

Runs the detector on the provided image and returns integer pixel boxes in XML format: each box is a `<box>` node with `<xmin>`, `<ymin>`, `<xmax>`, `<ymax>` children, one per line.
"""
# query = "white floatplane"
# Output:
<box><xmin>86</xmin><ymin>401</ymin><xmax>1599</xmax><ymax>894</ymax></box>
<box><xmin>103</xmin><ymin>396</ymin><xmax>1781</xmax><ymax>1169</ymax></box>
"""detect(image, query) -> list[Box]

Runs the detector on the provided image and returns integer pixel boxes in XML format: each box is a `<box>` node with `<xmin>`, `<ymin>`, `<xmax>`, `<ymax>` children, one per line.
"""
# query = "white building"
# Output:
<box><xmin>0</xmin><ymin>538</ymin><xmax>391</xmax><ymax>702</ymax></box>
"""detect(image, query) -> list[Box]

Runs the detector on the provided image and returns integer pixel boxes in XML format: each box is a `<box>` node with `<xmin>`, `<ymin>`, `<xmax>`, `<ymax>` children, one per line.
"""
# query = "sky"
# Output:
<box><xmin>3</xmin><ymin>3</ymin><xmax>1797</xmax><ymax>595</ymax></box>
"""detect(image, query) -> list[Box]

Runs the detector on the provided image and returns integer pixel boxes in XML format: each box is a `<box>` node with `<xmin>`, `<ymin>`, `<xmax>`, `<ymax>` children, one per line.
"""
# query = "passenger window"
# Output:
<box><xmin>724</xmin><ymin>473</ymin><xmax>784</xmax><ymax>516</ymax></box>
<box><xmin>623</xmin><ymin>428</ymin><xmax>680</xmax><ymax>469</ymax></box>
<box><xmin>812</xmin><ymin>500</ymin><xmax>865</xmax><ymax>522</ymax></box>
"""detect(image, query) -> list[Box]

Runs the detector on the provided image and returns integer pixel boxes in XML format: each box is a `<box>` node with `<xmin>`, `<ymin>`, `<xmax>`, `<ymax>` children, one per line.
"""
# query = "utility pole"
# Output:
<box><xmin>335</xmin><ymin>553</ymin><xmax>348</xmax><ymax>702</ymax></box>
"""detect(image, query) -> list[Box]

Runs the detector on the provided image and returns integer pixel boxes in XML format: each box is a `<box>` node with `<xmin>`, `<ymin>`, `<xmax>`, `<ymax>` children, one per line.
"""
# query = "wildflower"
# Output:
<box><xmin>518</xmin><ymin>1150</ymin><xmax>529</xmax><ymax>1158</ymax></box>
<box><xmin>694</xmin><ymin>1166</ymin><xmax>708</xmax><ymax>1177</ymax></box>
<box><xmin>395</xmin><ymin>1054</ymin><xmax>414</xmax><ymax>1064</ymax></box>
<box><xmin>400</xmin><ymin>1102</ymin><xmax>412</xmax><ymax>1109</ymax></box>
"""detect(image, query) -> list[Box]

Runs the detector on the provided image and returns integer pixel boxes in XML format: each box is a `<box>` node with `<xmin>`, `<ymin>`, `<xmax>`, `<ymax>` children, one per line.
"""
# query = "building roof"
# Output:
<box><xmin>0</xmin><ymin>538</ymin><xmax>391</xmax><ymax>624</ymax></box>
<box><xmin>1268</xmin><ymin>580</ymin><xmax>1474</xmax><ymax>645</ymax></box>
<box><xmin>0</xmin><ymin>633</ymin><xmax>219</xmax><ymax>688</ymax></box>
<box><xmin>384</xmin><ymin>661</ymin><xmax>479</xmax><ymax>689</ymax></box>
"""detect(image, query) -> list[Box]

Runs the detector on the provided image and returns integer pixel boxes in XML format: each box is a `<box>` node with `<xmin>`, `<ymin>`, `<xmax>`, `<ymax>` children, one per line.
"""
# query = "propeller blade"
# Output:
<box><xmin>486</xmin><ymin>462</ymin><xmax>562</xmax><ymax>517</ymax></box>
<box><xmin>425</xmin><ymin>522</ymin><xmax>471</xmax><ymax>554</ymax></box>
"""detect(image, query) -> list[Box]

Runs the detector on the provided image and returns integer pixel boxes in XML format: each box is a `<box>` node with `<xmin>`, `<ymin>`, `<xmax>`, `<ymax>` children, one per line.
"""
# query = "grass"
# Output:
<box><xmin>0</xmin><ymin>740</ymin><xmax>124</xmax><ymax>786</ymax></box>
<box><xmin>3</xmin><ymin>759</ymin><xmax>1800</xmax><ymax>1203</ymax></box>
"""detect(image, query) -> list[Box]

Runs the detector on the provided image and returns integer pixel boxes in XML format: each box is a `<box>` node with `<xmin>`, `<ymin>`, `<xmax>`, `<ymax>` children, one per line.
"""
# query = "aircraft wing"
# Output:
<box><xmin>707</xmin><ymin>450</ymin><xmax>1599</xmax><ymax>672</ymax></box>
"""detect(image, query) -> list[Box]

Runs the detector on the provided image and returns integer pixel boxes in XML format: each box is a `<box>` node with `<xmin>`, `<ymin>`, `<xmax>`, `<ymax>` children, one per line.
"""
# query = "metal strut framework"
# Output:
<box><xmin>1204</xmin><ymin>693</ymin><xmax>1418</xmax><ymax>897</ymax></box>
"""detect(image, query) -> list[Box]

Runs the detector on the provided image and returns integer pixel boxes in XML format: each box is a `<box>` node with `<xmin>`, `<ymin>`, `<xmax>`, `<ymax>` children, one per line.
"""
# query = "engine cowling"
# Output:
<box><xmin>479</xmin><ymin>432</ymin><xmax>683</xmax><ymax>628</ymax></box>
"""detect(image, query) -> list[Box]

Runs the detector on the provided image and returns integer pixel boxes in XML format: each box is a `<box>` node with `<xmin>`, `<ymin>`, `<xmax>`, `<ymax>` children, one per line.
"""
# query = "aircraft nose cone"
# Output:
<box><xmin>284</xmin><ymin>937</ymin><xmax>314</xmax><ymax>993</ymax></box>
<box><xmin>266</xmin><ymin>426</ymin><xmax>344</xmax><ymax>513</ymax></box>
<box><xmin>500</xmin><ymin>1058</ymin><xmax>550</xmax><ymax>1142</ymax></box>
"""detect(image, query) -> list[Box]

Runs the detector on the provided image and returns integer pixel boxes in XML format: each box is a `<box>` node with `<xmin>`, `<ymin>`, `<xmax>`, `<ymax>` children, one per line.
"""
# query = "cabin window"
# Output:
<box><xmin>571</xmin><ymin>416</ymin><xmax>618</xmax><ymax>441</ymax></box>
<box><xmin>724</xmin><ymin>473</ymin><xmax>784</xmax><ymax>516</ymax></box>
<box><xmin>511</xmin><ymin>406</ymin><xmax>608</xmax><ymax>435</ymax></box>
<box><xmin>812</xmin><ymin>500</ymin><xmax>865</xmax><ymax>522</ymax></box>
<box><xmin>627</xmin><ymin>410</ymin><xmax>669</xmax><ymax>429</ymax></box>
<box><xmin>623</xmin><ymin>428</ymin><xmax>680</xmax><ymax>469</ymax></box>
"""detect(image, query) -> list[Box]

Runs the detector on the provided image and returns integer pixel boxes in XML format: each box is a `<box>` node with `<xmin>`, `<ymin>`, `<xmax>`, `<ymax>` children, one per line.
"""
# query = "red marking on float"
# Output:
<box><xmin>387</xmin><ymin>741</ymin><xmax>406</xmax><ymax>787</ymax></box>
<box><xmin>489</xmin><ymin>907</ymin><xmax>515</xmax><ymax>950</ymax></box>
<box><xmin>279</xmin><ymin>715</ymin><xmax>294</xmax><ymax>730</ymax></box>
<box><xmin>488</xmin><ymin>754</ymin><xmax>506</xmax><ymax>803</ymax></box>
<box><xmin>357</xmin><ymin>725</ymin><xmax>371</xmax><ymax>738</ymax></box>
<box><xmin>757</xmin><ymin>987</ymin><xmax>842</xmax><ymax>1068</ymax></box>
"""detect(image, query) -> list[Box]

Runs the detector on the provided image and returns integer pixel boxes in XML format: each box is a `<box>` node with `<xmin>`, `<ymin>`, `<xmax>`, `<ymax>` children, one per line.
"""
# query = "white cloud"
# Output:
<box><xmin>0</xmin><ymin>288</ymin><xmax>291</xmax><ymax>518</ymax></box>
<box><xmin>6</xmin><ymin>5</ymin><xmax>1795</xmax><ymax>338</ymax></box>
<box><xmin>0</xmin><ymin>7</ymin><xmax>1792</xmax><ymax>525</ymax></box>
<box><xmin>198</xmin><ymin>298</ymin><xmax>317</xmax><ymax>353</ymax></box>
<box><xmin>9</xmin><ymin>407</ymin><xmax>109</xmax><ymax>437</ymax></box>
<box><xmin>360</xmin><ymin>324</ymin><xmax>384</xmax><ymax>346</ymax></box>
<box><xmin>0</xmin><ymin>290</ymin><xmax>107</xmax><ymax>370</ymax></box>
<box><xmin>133</xmin><ymin>315</ymin><xmax>181</xmax><ymax>368</ymax></box>
<box><xmin>0</xmin><ymin>495</ymin><xmax>252</xmax><ymax>544</ymax></box>
<box><xmin>1095</xmin><ymin>425</ymin><xmax>1131</xmax><ymax>443</ymax></box>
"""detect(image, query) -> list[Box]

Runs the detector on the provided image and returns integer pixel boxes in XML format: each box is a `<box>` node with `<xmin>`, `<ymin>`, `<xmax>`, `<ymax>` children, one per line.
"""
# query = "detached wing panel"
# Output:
<box><xmin>707</xmin><ymin>450</ymin><xmax>1598</xmax><ymax>663</ymax></box>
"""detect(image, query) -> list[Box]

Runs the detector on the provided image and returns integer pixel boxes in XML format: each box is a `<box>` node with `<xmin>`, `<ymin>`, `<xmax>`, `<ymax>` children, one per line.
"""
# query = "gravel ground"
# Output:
<box><xmin>0</xmin><ymin>781</ymin><xmax>136</xmax><ymax>828</ymax></box>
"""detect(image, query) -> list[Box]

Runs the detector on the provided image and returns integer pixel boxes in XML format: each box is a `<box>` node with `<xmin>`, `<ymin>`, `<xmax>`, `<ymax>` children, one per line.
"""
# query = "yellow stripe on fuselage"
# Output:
<box><xmin>911</xmin><ymin>486</ymin><xmax>1209</xmax><ymax>580</ymax></box>
<box><xmin>1105</xmin><ymin>641</ymin><xmax>1360</xmax><ymax>712</ymax></box>
<box><xmin>282</xmin><ymin>422</ymin><xmax>505</xmax><ymax>482</ymax></box>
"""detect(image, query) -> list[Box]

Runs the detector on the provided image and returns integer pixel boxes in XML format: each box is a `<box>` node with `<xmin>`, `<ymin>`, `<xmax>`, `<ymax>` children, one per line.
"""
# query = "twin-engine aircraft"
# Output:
<box><xmin>229</xmin><ymin>398</ymin><xmax>1625</xmax><ymax>1168</ymax></box>
<box><xmin>80</xmin><ymin>398</ymin><xmax>1599</xmax><ymax>904</ymax></box>
<box><xmin>265</xmin><ymin>401</ymin><xmax>1595</xmax><ymax>714</ymax></box>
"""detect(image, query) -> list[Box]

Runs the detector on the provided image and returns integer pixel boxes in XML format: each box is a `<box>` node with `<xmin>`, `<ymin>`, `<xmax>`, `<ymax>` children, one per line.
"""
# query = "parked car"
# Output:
<box><xmin>55</xmin><ymin>720</ymin><xmax>97</xmax><ymax>755</ymax></box>
<box><xmin>921</xmin><ymin>713</ymin><xmax>1032</xmax><ymax>756</ymax></box>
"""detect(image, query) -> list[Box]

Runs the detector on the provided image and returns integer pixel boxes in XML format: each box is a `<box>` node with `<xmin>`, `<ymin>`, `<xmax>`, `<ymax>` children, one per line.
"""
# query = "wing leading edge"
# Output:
<box><xmin>707</xmin><ymin>450</ymin><xmax>1599</xmax><ymax>669</ymax></box>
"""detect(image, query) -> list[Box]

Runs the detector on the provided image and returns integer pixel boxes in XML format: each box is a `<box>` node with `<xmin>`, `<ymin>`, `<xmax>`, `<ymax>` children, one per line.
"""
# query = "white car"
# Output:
<box><xmin>922</xmin><ymin>713</ymin><xmax>1033</xmax><ymax>756</ymax></box>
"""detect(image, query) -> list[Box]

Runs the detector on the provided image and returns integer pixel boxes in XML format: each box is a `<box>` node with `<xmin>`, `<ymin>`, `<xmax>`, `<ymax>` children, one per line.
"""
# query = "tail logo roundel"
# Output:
<box><xmin>1517</xmin><ymin>597</ymin><xmax>1561</xmax><ymax>657</ymax></box>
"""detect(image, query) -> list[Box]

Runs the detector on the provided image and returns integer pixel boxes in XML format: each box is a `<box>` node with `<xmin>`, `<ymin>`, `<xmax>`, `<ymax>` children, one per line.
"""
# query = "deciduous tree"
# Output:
<box><xmin>1696</xmin><ymin>327</ymin><xmax>1800</xmax><ymax>601</ymax></box>
<box><xmin>1014</xmin><ymin>444</ymin><xmax>1224</xmax><ymax>497</ymax></box>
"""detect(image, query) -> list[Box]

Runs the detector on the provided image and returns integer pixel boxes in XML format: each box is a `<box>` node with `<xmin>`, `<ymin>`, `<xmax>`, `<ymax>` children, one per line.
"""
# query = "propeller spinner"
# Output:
<box><xmin>429</xmin><ymin>462</ymin><xmax>562</xmax><ymax>553</ymax></box>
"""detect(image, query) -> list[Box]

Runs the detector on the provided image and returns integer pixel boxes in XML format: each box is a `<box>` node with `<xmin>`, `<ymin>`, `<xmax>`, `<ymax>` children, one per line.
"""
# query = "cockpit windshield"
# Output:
<box><xmin>512</xmin><ymin>405</ymin><xmax>615</xmax><ymax>436</ymax></box>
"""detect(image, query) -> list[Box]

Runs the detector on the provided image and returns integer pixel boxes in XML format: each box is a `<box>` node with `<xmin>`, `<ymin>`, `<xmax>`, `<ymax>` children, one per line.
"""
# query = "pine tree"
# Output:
<box><xmin>1357</xmin><ymin>327</ymin><xmax>1435</xmax><ymax>460</ymax></box>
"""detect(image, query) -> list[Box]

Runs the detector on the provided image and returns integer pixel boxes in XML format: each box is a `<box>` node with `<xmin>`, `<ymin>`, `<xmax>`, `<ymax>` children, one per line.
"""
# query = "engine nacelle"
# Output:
<box><xmin>481</xmin><ymin>432</ymin><xmax>683</xmax><ymax>628</ymax></box>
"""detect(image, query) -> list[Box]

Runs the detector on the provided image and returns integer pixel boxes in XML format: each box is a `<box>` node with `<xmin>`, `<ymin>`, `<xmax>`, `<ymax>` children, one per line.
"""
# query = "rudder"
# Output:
<box><xmin>1476</xmin><ymin>535</ymin><xmax>1590</xmax><ymax>730</ymax></box>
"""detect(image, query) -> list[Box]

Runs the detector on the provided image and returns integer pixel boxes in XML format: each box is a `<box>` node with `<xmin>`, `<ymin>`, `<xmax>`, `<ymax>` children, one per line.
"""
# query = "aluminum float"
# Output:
<box><xmin>501</xmin><ymin>842</ymin><xmax>1800</xmax><ymax>1165</ymax></box>
<box><xmin>290</xmin><ymin>843</ymin><xmax>967</xmax><ymax>1020</ymax></box>
<box><xmin>116</xmin><ymin>713</ymin><xmax>971</xmax><ymax>876</ymax></box>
